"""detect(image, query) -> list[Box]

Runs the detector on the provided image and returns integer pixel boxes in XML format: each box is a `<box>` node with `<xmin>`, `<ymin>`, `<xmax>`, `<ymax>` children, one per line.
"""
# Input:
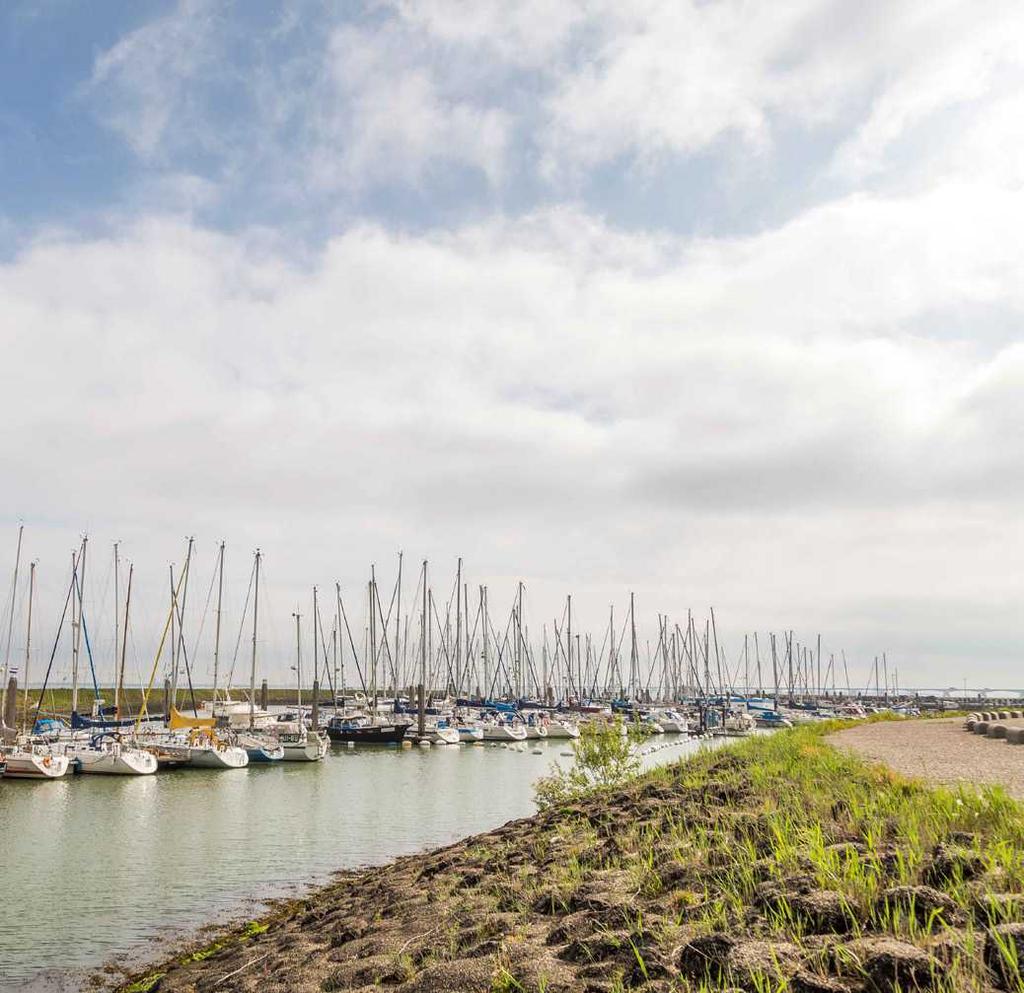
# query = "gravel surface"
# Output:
<box><xmin>829</xmin><ymin>717</ymin><xmax>1024</xmax><ymax>799</ymax></box>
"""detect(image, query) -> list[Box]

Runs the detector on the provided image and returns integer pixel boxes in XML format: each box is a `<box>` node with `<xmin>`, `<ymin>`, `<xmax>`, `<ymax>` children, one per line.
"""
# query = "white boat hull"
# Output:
<box><xmin>544</xmin><ymin>721</ymin><xmax>580</xmax><ymax>739</ymax></box>
<box><xmin>654</xmin><ymin>719</ymin><xmax>689</xmax><ymax>733</ymax></box>
<box><xmin>426</xmin><ymin>727</ymin><xmax>461</xmax><ymax>745</ymax></box>
<box><xmin>456</xmin><ymin>726</ymin><xmax>484</xmax><ymax>742</ymax></box>
<box><xmin>2</xmin><ymin>750</ymin><xmax>70</xmax><ymax>779</ymax></box>
<box><xmin>280</xmin><ymin>733</ymin><xmax>329</xmax><ymax>762</ymax></box>
<box><xmin>481</xmin><ymin>725</ymin><xmax>528</xmax><ymax>742</ymax></box>
<box><xmin>71</xmin><ymin>746</ymin><xmax>157</xmax><ymax>775</ymax></box>
<box><xmin>524</xmin><ymin>725</ymin><xmax>548</xmax><ymax>739</ymax></box>
<box><xmin>187</xmin><ymin>745</ymin><xmax>250</xmax><ymax>769</ymax></box>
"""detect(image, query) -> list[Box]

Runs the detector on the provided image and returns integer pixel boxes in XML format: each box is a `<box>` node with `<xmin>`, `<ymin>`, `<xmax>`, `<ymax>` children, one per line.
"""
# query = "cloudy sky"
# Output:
<box><xmin>1</xmin><ymin>0</ymin><xmax>1022</xmax><ymax>691</ymax></box>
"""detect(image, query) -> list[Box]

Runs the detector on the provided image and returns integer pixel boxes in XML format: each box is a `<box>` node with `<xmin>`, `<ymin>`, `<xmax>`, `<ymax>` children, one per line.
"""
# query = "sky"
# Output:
<box><xmin>1</xmin><ymin>0</ymin><xmax>1023</xmax><ymax>692</ymax></box>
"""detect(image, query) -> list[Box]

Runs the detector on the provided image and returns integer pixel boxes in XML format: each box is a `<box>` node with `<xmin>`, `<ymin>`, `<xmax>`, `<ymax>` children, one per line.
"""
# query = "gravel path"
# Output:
<box><xmin>829</xmin><ymin>717</ymin><xmax>1024</xmax><ymax>799</ymax></box>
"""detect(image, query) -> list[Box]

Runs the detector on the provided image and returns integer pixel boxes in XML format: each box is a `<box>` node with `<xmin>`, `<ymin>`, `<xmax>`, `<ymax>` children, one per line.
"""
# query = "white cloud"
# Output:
<box><xmin>3</xmin><ymin>177</ymin><xmax>1024</xmax><ymax>682</ymax></box>
<box><xmin>87</xmin><ymin>0</ymin><xmax>222</xmax><ymax>160</ymax></box>
<box><xmin>9</xmin><ymin>1</ymin><xmax>1024</xmax><ymax>689</ymax></box>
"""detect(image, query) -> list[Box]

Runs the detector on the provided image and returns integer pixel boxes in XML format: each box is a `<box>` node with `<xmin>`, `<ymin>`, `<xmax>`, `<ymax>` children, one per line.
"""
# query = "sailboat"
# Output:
<box><xmin>65</xmin><ymin>552</ymin><xmax>158</xmax><ymax>775</ymax></box>
<box><xmin>274</xmin><ymin>598</ymin><xmax>328</xmax><ymax>762</ymax></box>
<box><xmin>2</xmin><ymin>744</ymin><xmax>71</xmax><ymax>779</ymax></box>
<box><xmin>68</xmin><ymin>734</ymin><xmax>158</xmax><ymax>775</ymax></box>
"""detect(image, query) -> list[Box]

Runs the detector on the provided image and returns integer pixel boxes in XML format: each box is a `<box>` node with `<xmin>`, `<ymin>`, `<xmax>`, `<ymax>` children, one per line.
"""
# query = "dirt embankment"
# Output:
<box><xmin>111</xmin><ymin>726</ymin><xmax>1024</xmax><ymax>993</ymax></box>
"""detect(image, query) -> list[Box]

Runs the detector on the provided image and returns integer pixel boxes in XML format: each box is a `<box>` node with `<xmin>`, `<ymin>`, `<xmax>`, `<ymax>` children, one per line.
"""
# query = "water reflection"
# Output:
<box><xmin>0</xmin><ymin>737</ymin><xmax>708</xmax><ymax>990</ymax></box>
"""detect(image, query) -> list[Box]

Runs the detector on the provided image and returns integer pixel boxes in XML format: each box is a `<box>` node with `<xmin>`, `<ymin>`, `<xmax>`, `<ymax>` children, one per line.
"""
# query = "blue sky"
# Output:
<box><xmin>2</xmin><ymin>0</ymin><xmax>1024</xmax><ymax>689</ymax></box>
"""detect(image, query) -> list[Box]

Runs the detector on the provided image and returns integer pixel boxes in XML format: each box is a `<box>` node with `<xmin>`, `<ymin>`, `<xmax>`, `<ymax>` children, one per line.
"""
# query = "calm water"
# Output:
<box><xmin>0</xmin><ymin>737</ymin><xmax>708</xmax><ymax>991</ymax></box>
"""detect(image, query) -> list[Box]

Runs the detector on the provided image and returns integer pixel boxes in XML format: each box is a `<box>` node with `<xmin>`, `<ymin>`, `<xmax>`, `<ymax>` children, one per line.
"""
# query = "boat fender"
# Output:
<box><xmin>42</xmin><ymin>755</ymin><xmax>52</xmax><ymax>768</ymax></box>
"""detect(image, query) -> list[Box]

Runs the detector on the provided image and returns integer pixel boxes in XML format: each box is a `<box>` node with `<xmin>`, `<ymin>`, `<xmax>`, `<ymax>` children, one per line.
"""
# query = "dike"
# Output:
<box><xmin>112</xmin><ymin>723</ymin><xmax>1024</xmax><ymax>993</ymax></box>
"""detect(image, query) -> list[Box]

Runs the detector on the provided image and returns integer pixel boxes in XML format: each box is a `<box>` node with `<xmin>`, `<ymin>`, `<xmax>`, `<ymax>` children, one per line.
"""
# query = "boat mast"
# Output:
<box><xmin>312</xmin><ymin>586</ymin><xmax>318</xmax><ymax>698</ymax></box>
<box><xmin>293</xmin><ymin>610</ymin><xmax>302</xmax><ymax>716</ymax></box>
<box><xmin>455</xmin><ymin>558</ymin><xmax>462</xmax><ymax>696</ymax></box>
<box><xmin>20</xmin><ymin>560</ymin><xmax>35</xmax><ymax>734</ymax></box>
<box><xmin>1</xmin><ymin>523</ymin><xmax>23</xmax><ymax>719</ymax></box>
<box><xmin>116</xmin><ymin>562</ymin><xmax>133</xmax><ymax>722</ymax></box>
<box><xmin>168</xmin><ymin>564</ymin><xmax>176</xmax><ymax>709</ymax></box>
<box><xmin>421</xmin><ymin>560</ymin><xmax>427</xmax><ymax>701</ymax></box>
<box><xmin>113</xmin><ymin>541</ymin><xmax>119</xmax><ymax>711</ymax></box>
<box><xmin>395</xmin><ymin>552</ymin><xmax>402</xmax><ymax>696</ymax></box>
<box><xmin>249</xmin><ymin>549</ymin><xmax>261</xmax><ymax>729</ymax></box>
<box><xmin>481</xmin><ymin>585</ymin><xmax>488</xmax><ymax>699</ymax></box>
<box><xmin>212</xmin><ymin>541</ymin><xmax>225</xmax><ymax>708</ymax></box>
<box><xmin>72</xmin><ymin>540</ymin><xmax>87</xmax><ymax>718</ymax></box>
<box><xmin>369</xmin><ymin>570</ymin><xmax>377</xmax><ymax>712</ymax></box>
<box><xmin>566</xmin><ymin>593</ymin><xmax>572</xmax><ymax>703</ymax></box>
<box><xmin>629</xmin><ymin>592</ymin><xmax>637</xmax><ymax>702</ymax></box>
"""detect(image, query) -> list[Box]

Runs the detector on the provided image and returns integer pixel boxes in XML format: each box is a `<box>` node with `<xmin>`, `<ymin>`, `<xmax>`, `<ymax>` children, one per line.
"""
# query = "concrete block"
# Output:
<box><xmin>988</xmin><ymin>724</ymin><xmax>1008</xmax><ymax>739</ymax></box>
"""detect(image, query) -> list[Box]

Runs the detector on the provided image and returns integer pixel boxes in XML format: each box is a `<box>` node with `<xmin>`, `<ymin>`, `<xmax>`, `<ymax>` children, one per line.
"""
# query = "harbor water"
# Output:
<box><xmin>0</xmin><ymin>736</ymin><xmax>709</xmax><ymax>991</ymax></box>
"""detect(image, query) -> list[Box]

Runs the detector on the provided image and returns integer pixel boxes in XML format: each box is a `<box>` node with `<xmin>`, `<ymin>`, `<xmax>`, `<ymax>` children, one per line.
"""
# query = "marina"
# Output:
<box><xmin>0</xmin><ymin>732</ymin><xmax>708</xmax><ymax>990</ymax></box>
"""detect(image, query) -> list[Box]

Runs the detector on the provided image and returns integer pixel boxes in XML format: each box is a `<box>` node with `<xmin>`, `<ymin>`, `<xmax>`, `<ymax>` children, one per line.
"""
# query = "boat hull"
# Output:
<box><xmin>481</xmin><ymin>725</ymin><xmax>528</xmax><ymax>742</ymax></box>
<box><xmin>187</xmin><ymin>746</ymin><xmax>250</xmax><ymax>769</ymax></box>
<box><xmin>71</xmin><ymin>747</ymin><xmax>157</xmax><ymax>775</ymax></box>
<box><xmin>424</xmin><ymin>727</ymin><xmax>461</xmax><ymax>745</ymax></box>
<box><xmin>2</xmin><ymin>751</ymin><xmax>70</xmax><ymax>779</ymax></box>
<box><xmin>280</xmin><ymin>734</ymin><xmax>329</xmax><ymax>761</ymax></box>
<box><xmin>543</xmin><ymin>721</ymin><xmax>580</xmax><ymax>739</ymax></box>
<box><xmin>325</xmin><ymin>723</ymin><xmax>409</xmax><ymax>744</ymax></box>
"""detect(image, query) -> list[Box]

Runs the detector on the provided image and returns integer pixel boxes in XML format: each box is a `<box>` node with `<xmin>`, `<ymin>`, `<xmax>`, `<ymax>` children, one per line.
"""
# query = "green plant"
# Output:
<box><xmin>533</xmin><ymin>717</ymin><xmax>647</xmax><ymax>809</ymax></box>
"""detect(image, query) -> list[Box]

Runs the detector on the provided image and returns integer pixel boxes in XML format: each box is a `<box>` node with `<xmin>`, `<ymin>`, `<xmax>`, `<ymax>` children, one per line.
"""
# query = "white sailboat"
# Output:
<box><xmin>277</xmin><ymin>609</ymin><xmax>327</xmax><ymax>762</ymax></box>
<box><xmin>480</xmin><ymin>721</ymin><xmax>528</xmax><ymax>742</ymax></box>
<box><xmin>67</xmin><ymin>738</ymin><xmax>157</xmax><ymax>775</ymax></box>
<box><xmin>279</xmin><ymin>727</ymin><xmax>329</xmax><ymax>761</ymax></box>
<box><xmin>2</xmin><ymin>745</ymin><xmax>71</xmax><ymax>779</ymax></box>
<box><xmin>183</xmin><ymin>727</ymin><xmax>250</xmax><ymax>769</ymax></box>
<box><xmin>543</xmin><ymin>718</ymin><xmax>580</xmax><ymax>739</ymax></box>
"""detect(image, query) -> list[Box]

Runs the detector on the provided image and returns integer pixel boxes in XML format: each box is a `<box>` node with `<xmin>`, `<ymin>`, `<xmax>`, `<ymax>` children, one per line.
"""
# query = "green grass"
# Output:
<box><xmin>114</xmin><ymin>717</ymin><xmax>1024</xmax><ymax>993</ymax></box>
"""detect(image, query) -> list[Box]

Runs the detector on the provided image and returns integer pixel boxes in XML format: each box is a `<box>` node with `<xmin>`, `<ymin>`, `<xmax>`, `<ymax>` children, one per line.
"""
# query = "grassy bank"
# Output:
<box><xmin>111</xmin><ymin>722</ymin><xmax>1024</xmax><ymax>992</ymax></box>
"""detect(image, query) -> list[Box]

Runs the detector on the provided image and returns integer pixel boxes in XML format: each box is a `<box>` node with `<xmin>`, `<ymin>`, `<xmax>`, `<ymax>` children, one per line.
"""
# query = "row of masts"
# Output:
<box><xmin>2</xmin><ymin>533</ymin><xmax>904</xmax><ymax>718</ymax></box>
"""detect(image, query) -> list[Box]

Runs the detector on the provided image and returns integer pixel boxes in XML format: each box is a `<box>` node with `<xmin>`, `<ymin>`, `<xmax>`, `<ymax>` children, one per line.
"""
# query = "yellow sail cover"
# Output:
<box><xmin>169</xmin><ymin>706</ymin><xmax>216</xmax><ymax>730</ymax></box>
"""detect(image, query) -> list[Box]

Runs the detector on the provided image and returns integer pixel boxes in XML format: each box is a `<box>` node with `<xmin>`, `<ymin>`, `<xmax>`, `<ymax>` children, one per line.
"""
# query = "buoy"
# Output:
<box><xmin>401</xmin><ymin>740</ymin><xmax>412</xmax><ymax>749</ymax></box>
<box><xmin>347</xmin><ymin>741</ymin><xmax>355</xmax><ymax>749</ymax></box>
<box><xmin>419</xmin><ymin>739</ymin><xmax>431</xmax><ymax>747</ymax></box>
<box><xmin>532</xmin><ymin>748</ymin><xmax>543</xmax><ymax>755</ymax></box>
